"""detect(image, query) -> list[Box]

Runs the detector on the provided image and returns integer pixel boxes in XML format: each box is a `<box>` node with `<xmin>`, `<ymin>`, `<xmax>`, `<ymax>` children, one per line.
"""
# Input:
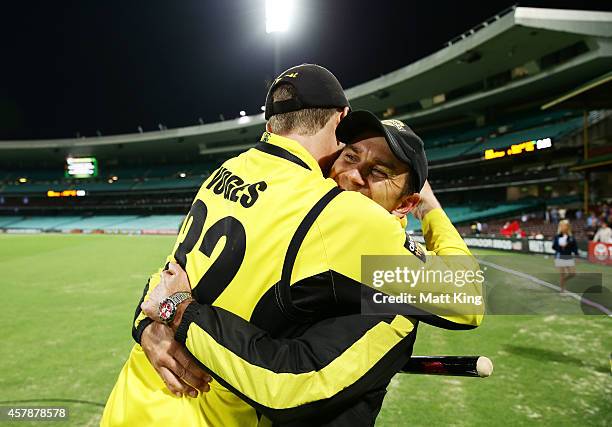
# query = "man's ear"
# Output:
<box><xmin>265</xmin><ymin>122</ymin><xmax>273</xmax><ymax>132</ymax></box>
<box><xmin>333</xmin><ymin>107</ymin><xmax>349</xmax><ymax>126</ymax></box>
<box><xmin>391</xmin><ymin>193</ymin><xmax>421</xmax><ymax>218</ymax></box>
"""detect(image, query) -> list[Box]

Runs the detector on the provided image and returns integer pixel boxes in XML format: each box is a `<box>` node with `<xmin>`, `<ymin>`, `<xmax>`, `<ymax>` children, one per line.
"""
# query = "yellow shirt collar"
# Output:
<box><xmin>260</xmin><ymin>132</ymin><xmax>323</xmax><ymax>176</ymax></box>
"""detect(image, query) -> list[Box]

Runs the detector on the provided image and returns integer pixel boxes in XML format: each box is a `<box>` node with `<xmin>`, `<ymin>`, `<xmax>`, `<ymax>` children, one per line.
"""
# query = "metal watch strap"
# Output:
<box><xmin>168</xmin><ymin>292</ymin><xmax>192</xmax><ymax>306</ymax></box>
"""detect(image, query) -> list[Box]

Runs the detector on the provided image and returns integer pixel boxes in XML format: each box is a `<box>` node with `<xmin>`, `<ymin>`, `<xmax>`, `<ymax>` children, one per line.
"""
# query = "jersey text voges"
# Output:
<box><xmin>206</xmin><ymin>166</ymin><xmax>267</xmax><ymax>208</ymax></box>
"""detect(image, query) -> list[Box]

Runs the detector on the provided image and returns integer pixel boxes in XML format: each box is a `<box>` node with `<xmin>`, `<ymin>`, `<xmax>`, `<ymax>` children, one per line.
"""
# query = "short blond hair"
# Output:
<box><xmin>267</xmin><ymin>84</ymin><xmax>338</xmax><ymax>136</ymax></box>
<box><xmin>557</xmin><ymin>219</ymin><xmax>572</xmax><ymax>235</ymax></box>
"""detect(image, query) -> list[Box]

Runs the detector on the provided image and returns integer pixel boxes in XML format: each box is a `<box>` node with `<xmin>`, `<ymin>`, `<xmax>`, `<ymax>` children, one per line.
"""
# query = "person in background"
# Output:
<box><xmin>552</xmin><ymin>219</ymin><xmax>578</xmax><ymax>294</ymax></box>
<box><xmin>550</xmin><ymin>207</ymin><xmax>559</xmax><ymax>224</ymax></box>
<box><xmin>575</xmin><ymin>209</ymin><xmax>582</xmax><ymax>220</ymax></box>
<box><xmin>586</xmin><ymin>212</ymin><xmax>598</xmax><ymax>240</ymax></box>
<box><xmin>593</xmin><ymin>220</ymin><xmax>612</xmax><ymax>243</ymax></box>
<box><xmin>471</xmin><ymin>222</ymin><xmax>480</xmax><ymax>235</ymax></box>
<box><xmin>587</xmin><ymin>212</ymin><xmax>597</xmax><ymax>228</ymax></box>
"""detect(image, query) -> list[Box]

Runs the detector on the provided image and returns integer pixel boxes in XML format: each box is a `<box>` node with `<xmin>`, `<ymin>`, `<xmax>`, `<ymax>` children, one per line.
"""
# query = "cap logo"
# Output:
<box><xmin>272</xmin><ymin>72</ymin><xmax>299</xmax><ymax>86</ymax></box>
<box><xmin>382</xmin><ymin>119</ymin><xmax>406</xmax><ymax>131</ymax></box>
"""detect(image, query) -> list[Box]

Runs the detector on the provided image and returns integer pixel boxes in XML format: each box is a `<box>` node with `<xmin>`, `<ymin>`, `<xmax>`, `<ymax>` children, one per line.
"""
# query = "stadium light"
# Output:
<box><xmin>18</xmin><ymin>177</ymin><xmax>28</xmax><ymax>183</ymax></box>
<box><xmin>239</xmin><ymin>110</ymin><xmax>246</xmax><ymax>117</ymax></box>
<box><xmin>179</xmin><ymin>172</ymin><xmax>186</xmax><ymax>178</ymax></box>
<box><xmin>265</xmin><ymin>0</ymin><xmax>295</xmax><ymax>33</ymax></box>
<box><xmin>260</xmin><ymin>105</ymin><xmax>266</xmax><ymax>112</ymax></box>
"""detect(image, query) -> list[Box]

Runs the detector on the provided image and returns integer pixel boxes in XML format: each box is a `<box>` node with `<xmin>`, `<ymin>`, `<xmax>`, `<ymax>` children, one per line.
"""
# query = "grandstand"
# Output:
<box><xmin>0</xmin><ymin>215</ymin><xmax>184</xmax><ymax>234</ymax></box>
<box><xmin>1</xmin><ymin>6</ymin><xmax>611</xmax><ymax>241</ymax></box>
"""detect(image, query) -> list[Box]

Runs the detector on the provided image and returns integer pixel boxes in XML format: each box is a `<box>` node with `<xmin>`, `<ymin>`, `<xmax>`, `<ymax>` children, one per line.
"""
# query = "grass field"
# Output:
<box><xmin>1</xmin><ymin>234</ymin><xmax>610</xmax><ymax>426</ymax></box>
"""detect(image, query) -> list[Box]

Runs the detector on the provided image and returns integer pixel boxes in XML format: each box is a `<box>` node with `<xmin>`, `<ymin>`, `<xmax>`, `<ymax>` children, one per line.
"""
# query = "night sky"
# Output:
<box><xmin>1</xmin><ymin>0</ymin><xmax>610</xmax><ymax>140</ymax></box>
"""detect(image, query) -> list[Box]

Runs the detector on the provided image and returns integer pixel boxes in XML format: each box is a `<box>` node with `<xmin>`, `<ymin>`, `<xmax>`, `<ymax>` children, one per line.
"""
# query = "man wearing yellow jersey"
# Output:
<box><xmin>102</xmin><ymin>64</ymin><xmax>482</xmax><ymax>426</ymax></box>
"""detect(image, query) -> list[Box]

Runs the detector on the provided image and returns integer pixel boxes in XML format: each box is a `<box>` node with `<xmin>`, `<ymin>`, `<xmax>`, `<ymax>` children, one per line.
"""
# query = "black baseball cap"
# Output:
<box><xmin>264</xmin><ymin>64</ymin><xmax>350</xmax><ymax>120</ymax></box>
<box><xmin>336</xmin><ymin>110</ymin><xmax>428</xmax><ymax>192</ymax></box>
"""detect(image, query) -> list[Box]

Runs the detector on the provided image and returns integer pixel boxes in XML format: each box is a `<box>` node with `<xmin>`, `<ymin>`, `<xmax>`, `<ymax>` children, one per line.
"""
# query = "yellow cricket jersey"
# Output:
<box><xmin>101</xmin><ymin>132</ymin><xmax>482</xmax><ymax>426</ymax></box>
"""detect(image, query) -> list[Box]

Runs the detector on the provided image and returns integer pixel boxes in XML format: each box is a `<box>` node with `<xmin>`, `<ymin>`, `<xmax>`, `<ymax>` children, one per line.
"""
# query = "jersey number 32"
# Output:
<box><xmin>173</xmin><ymin>199</ymin><xmax>246</xmax><ymax>304</ymax></box>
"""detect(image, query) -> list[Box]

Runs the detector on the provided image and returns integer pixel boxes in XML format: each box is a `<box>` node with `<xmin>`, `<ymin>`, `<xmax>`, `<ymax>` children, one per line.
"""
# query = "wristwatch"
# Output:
<box><xmin>159</xmin><ymin>292</ymin><xmax>192</xmax><ymax>325</ymax></box>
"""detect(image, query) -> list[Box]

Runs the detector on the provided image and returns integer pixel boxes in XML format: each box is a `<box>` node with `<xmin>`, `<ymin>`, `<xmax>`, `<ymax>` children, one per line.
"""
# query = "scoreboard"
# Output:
<box><xmin>65</xmin><ymin>157</ymin><xmax>98</xmax><ymax>178</ymax></box>
<box><xmin>484</xmin><ymin>137</ymin><xmax>552</xmax><ymax>160</ymax></box>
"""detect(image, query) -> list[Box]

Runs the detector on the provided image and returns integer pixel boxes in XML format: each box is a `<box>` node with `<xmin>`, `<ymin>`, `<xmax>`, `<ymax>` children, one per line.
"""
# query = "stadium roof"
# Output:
<box><xmin>2</xmin><ymin>6</ymin><xmax>612</xmax><ymax>165</ymax></box>
<box><xmin>541</xmin><ymin>70</ymin><xmax>612</xmax><ymax>110</ymax></box>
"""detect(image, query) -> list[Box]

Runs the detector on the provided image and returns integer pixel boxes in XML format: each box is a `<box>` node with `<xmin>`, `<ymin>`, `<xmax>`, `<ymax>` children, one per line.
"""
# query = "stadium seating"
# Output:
<box><xmin>0</xmin><ymin>182</ymin><xmax>52</xmax><ymax>194</ymax></box>
<box><xmin>407</xmin><ymin>200</ymin><xmax>542</xmax><ymax>231</ymax></box>
<box><xmin>3</xmin><ymin>203</ymin><xmax>542</xmax><ymax>234</ymax></box>
<box><xmin>0</xmin><ymin>111</ymin><xmax>586</xmax><ymax>195</ymax></box>
<box><xmin>132</xmin><ymin>177</ymin><xmax>204</xmax><ymax>191</ymax></box>
<box><xmin>423</xmin><ymin>110</ymin><xmax>573</xmax><ymax>148</ymax></box>
<box><xmin>7</xmin><ymin>216</ymin><xmax>84</xmax><ymax>230</ymax></box>
<box><xmin>425</xmin><ymin>114</ymin><xmax>583</xmax><ymax>162</ymax></box>
<box><xmin>119</xmin><ymin>215</ymin><xmax>185</xmax><ymax>230</ymax></box>
<box><xmin>65</xmin><ymin>215</ymin><xmax>141</xmax><ymax>230</ymax></box>
<box><xmin>0</xmin><ymin>216</ymin><xmax>24</xmax><ymax>227</ymax></box>
<box><xmin>0</xmin><ymin>215</ymin><xmax>185</xmax><ymax>232</ymax></box>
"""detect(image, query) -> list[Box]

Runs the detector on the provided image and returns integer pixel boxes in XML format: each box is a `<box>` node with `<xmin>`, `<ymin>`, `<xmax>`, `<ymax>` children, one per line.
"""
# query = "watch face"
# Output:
<box><xmin>159</xmin><ymin>299</ymin><xmax>176</xmax><ymax>322</ymax></box>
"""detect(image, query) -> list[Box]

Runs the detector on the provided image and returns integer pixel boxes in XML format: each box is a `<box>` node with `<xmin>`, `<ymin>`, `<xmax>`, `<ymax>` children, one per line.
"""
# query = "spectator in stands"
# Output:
<box><xmin>587</xmin><ymin>212</ymin><xmax>597</xmax><ymax>228</ymax></box>
<box><xmin>575</xmin><ymin>209</ymin><xmax>582</xmax><ymax>220</ymax></box>
<box><xmin>586</xmin><ymin>212</ymin><xmax>598</xmax><ymax>240</ymax></box>
<box><xmin>501</xmin><ymin>220</ymin><xmax>523</xmax><ymax>238</ymax></box>
<box><xmin>558</xmin><ymin>208</ymin><xmax>567</xmax><ymax>220</ymax></box>
<box><xmin>593</xmin><ymin>220</ymin><xmax>612</xmax><ymax>243</ymax></box>
<box><xmin>550</xmin><ymin>207</ymin><xmax>559</xmax><ymax>224</ymax></box>
<box><xmin>470</xmin><ymin>221</ymin><xmax>482</xmax><ymax>235</ymax></box>
<box><xmin>500</xmin><ymin>221</ymin><xmax>511</xmax><ymax>237</ymax></box>
<box><xmin>552</xmin><ymin>219</ymin><xmax>578</xmax><ymax>294</ymax></box>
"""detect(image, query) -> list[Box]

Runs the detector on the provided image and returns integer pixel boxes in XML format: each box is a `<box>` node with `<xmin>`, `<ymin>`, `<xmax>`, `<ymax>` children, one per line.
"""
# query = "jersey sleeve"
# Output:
<box><xmin>421</xmin><ymin>208</ymin><xmax>471</xmax><ymax>256</ymax></box>
<box><xmin>317</xmin><ymin>192</ymin><xmax>484</xmax><ymax>330</ymax></box>
<box><xmin>174</xmin><ymin>304</ymin><xmax>416</xmax><ymax>424</ymax></box>
<box><xmin>131</xmin><ymin>257</ymin><xmax>173</xmax><ymax>344</ymax></box>
<box><xmin>132</xmin><ymin>271</ymin><xmax>163</xmax><ymax>344</ymax></box>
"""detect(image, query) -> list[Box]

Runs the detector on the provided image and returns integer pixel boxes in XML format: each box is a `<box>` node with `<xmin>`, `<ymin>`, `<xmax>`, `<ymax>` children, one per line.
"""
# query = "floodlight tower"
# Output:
<box><xmin>265</xmin><ymin>0</ymin><xmax>295</xmax><ymax>75</ymax></box>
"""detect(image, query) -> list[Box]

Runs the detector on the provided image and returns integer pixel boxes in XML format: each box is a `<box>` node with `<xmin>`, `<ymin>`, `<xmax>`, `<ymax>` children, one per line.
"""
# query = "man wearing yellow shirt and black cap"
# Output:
<box><xmin>102</xmin><ymin>64</ymin><xmax>482</xmax><ymax>426</ymax></box>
